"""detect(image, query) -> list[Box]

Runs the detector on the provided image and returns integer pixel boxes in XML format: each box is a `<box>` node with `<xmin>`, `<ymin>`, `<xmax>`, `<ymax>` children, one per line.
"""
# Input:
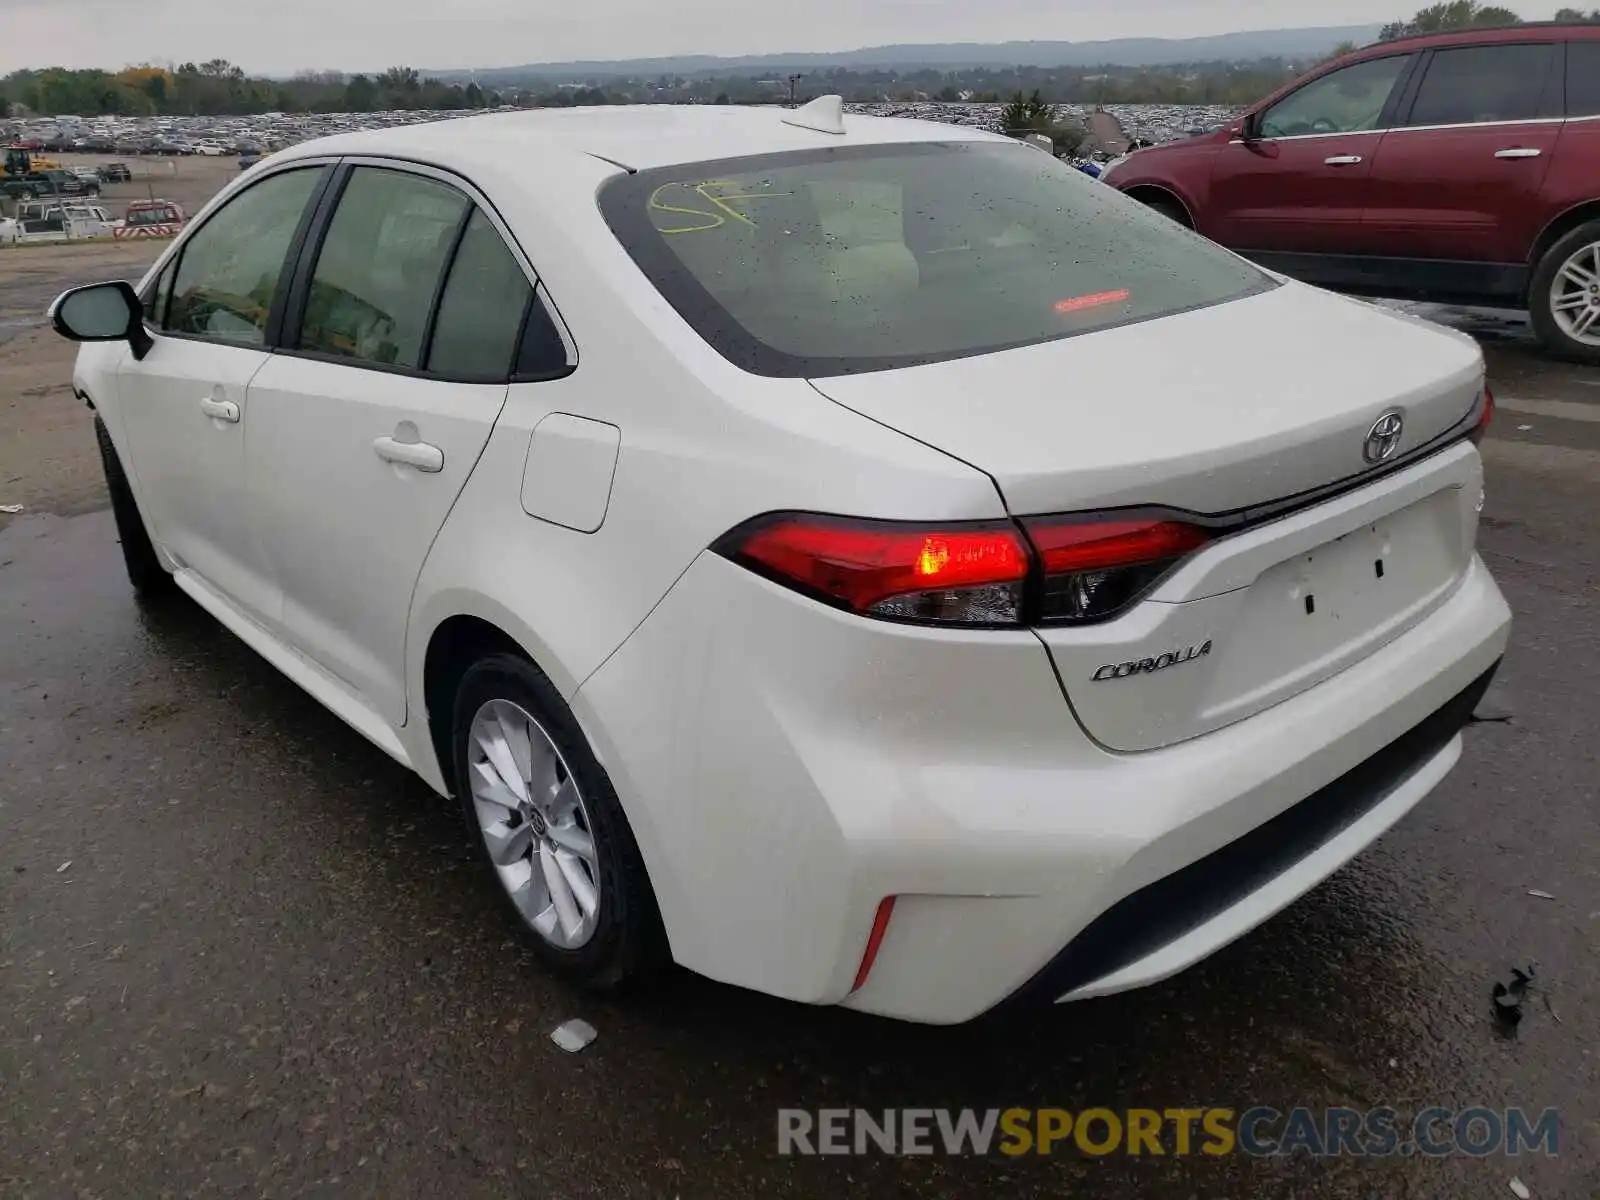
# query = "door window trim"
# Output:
<box><xmin>138</xmin><ymin>159</ymin><xmax>338</xmax><ymax>350</ymax></box>
<box><xmin>271</xmin><ymin>154</ymin><xmax>577</xmax><ymax>385</ymax></box>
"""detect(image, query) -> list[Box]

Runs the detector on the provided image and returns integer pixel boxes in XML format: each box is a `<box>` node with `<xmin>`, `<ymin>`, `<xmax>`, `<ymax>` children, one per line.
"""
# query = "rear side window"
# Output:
<box><xmin>1403</xmin><ymin>44</ymin><xmax>1560</xmax><ymax>127</ymax></box>
<box><xmin>299</xmin><ymin>167</ymin><xmax>469</xmax><ymax>369</ymax></box>
<box><xmin>166</xmin><ymin>167</ymin><xmax>322</xmax><ymax>345</ymax></box>
<box><xmin>600</xmin><ymin>142</ymin><xmax>1273</xmax><ymax>378</ymax></box>
<box><xmin>1570</xmin><ymin>43</ymin><xmax>1600</xmax><ymax>118</ymax></box>
<box><xmin>426</xmin><ymin>209</ymin><xmax>533</xmax><ymax>380</ymax></box>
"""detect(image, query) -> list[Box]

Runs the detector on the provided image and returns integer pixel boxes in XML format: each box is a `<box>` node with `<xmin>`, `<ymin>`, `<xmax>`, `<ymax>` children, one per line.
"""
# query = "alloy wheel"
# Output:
<box><xmin>467</xmin><ymin>698</ymin><xmax>601</xmax><ymax>949</ymax></box>
<box><xmin>1549</xmin><ymin>239</ymin><xmax>1600</xmax><ymax>347</ymax></box>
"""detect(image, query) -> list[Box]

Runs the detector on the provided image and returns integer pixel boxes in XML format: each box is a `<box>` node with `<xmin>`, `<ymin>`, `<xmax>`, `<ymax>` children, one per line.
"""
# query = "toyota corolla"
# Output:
<box><xmin>48</xmin><ymin>98</ymin><xmax>1510</xmax><ymax>1024</ymax></box>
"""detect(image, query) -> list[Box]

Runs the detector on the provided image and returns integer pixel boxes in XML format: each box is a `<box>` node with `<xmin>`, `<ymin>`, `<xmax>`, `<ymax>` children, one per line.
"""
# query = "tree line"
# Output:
<box><xmin>1</xmin><ymin>58</ymin><xmax>1329</xmax><ymax>119</ymax></box>
<box><xmin>0</xmin><ymin>62</ymin><xmax>506</xmax><ymax>120</ymax></box>
<box><xmin>1380</xmin><ymin>0</ymin><xmax>1598</xmax><ymax>39</ymax></box>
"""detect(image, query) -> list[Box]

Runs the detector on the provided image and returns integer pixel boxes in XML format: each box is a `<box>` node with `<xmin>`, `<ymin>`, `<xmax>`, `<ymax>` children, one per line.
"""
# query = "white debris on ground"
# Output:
<box><xmin>1509</xmin><ymin>1176</ymin><xmax>1532</xmax><ymax>1199</ymax></box>
<box><xmin>550</xmin><ymin>1018</ymin><xmax>598</xmax><ymax>1053</ymax></box>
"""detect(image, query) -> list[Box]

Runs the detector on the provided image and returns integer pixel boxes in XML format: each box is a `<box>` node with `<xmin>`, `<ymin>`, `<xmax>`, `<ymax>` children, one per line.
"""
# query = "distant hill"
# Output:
<box><xmin>426</xmin><ymin>26</ymin><xmax>1382</xmax><ymax>83</ymax></box>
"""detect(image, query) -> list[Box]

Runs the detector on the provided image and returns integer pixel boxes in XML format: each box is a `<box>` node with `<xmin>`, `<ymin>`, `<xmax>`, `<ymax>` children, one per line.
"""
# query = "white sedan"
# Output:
<box><xmin>49</xmin><ymin>98</ymin><xmax>1510</xmax><ymax>1024</ymax></box>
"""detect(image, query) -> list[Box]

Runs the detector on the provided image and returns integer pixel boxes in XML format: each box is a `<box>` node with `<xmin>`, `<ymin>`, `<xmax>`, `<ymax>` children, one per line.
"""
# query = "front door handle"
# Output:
<box><xmin>374</xmin><ymin>434</ymin><xmax>444</xmax><ymax>473</ymax></box>
<box><xmin>1324</xmin><ymin>155</ymin><xmax>1363</xmax><ymax>165</ymax></box>
<box><xmin>199</xmin><ymin>396</ymin><xmax>240</xmax><ymax>423</ymax></box>
<box><xmin>1494</xmin><ymin>147</ymin><xmax>1542</xmax><ymax>159</ymax></box>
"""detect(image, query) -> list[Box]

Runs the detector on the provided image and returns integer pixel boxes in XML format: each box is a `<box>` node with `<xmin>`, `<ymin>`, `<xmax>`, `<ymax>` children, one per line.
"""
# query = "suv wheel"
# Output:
<box><xmin>451</xmin><ymin>652</ymin><xmax>664</xmax><ymax>989</ymax></box>
<box><xmin>1530</xmin><ymin>220</ymin><xmax>1600</xmax><ymax>364</ymax></box>
<box><xmin>94</xmin><ymin>417</ymin><xmax>173</xmax><ymax>598</ymax></box>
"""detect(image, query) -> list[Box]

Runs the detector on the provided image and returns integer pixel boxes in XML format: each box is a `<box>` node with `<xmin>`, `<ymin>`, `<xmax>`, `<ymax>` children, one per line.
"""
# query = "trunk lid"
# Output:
<box><xmin>810</xmin><ymin>283</ymin><xmax>1488</xmax><ymax>751</ymax></box>
<box><xmin>808</xmin><ymin>282</ymin><xmax>1483</xmax><ymax>518</ymax></box>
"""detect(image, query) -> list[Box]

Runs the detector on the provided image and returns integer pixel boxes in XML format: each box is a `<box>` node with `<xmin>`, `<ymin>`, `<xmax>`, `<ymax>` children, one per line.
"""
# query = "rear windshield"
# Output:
<box><xmin>599</xmin><ymin>141</ymin><xmax>1274</xmax><ymax>377</ymax></box>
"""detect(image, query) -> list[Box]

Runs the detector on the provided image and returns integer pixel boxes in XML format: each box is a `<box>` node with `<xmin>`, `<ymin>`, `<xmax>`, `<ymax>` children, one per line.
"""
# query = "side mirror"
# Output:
<box><xmin>1239</xmin><ymin>113</ymin><xmax>1263</xmax><ymax>143</ymax></box>
<box><xmin>48</xmin><ymin>280</ymin><xmax>153</xmax><ymax>360</ymax></box>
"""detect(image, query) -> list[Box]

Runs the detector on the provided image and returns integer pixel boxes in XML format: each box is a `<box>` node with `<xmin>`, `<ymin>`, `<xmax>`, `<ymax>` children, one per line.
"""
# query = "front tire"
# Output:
<box><xmin>1140</xmin><ymin>195</ymin><xmax>1191</xmax><ymax>227</ymax></box>
<box><xmin>451</xmin><ymin>652</ymin><xmax>664</xmax><ymax>990</ymax></box>
<box><xmin>1529</xmin><ymin>220</ymin><xmax>1600</xmax><ymax>365</ymax></box>
<box><xmin>94</xmin><ymin>416</ymin><xmax>172</xmax><ymax>598</ymax></box>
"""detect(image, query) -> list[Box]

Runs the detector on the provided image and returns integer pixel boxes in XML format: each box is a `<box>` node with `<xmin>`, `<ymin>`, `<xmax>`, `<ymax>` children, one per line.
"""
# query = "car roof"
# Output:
<box><xmin>1353</xmin><ymin>20</ymin><xmax>1600</xmax><ymax>55</ymax></box>
<box><xmin>269</xmin><ymin>103</ymin><xmax>1004</xmax><ymax>177</ymax></box>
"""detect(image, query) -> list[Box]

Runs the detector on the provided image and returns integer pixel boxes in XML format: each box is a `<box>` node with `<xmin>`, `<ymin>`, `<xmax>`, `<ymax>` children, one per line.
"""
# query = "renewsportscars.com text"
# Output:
<box><xmin>777</xmin><ymin>1106</ymin><xmax>1560</xmax><ymax>1158</ymax></box>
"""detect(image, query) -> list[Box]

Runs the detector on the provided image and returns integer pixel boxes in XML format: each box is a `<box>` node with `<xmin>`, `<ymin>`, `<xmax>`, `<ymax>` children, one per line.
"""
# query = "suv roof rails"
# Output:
<box><xmin>1371</xmin><ymin>19</ymin><xmax>1599</xmax><ymax>47</ymax></box>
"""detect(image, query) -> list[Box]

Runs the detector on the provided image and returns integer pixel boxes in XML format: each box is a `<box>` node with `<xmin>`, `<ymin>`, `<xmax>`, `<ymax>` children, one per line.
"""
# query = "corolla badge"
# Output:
<box><xmin>1364</xmin><ymin>410</ymin><xmax>1405</xmax><ymax>464</ymax></box>
<box><xmin>1092</xmin><ymin>641</ymin><xmax>1213</xmax><ymax>682</ymax></box>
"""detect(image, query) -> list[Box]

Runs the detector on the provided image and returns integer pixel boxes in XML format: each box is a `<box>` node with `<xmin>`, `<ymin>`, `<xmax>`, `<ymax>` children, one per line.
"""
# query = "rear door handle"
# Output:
<box><xmin>199</xmin><ymin>396</ymin><xmax>240</xmax><ymax>423</ymax></box>
<box><xmin>1324</xmin><ymin>155</ymin><xmax>1363</xmax><ymax>165</ymax></box>
<box><xmin>1494</xmin><ymin>147</ymin><xmax>1542</xmax><ymax>159</ymax></box>
<box><xmin>373</xmin><ymin>435</ymin><xmax>444</xmax><ymax>473</ymax></box>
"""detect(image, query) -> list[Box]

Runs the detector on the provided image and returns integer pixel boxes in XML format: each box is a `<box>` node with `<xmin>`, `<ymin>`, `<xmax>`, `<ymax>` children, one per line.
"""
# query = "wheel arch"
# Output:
<box><xmin>1528</xmin><ymin>200</ymin><xmax>1600</xmax><ymax>276</ymax></box>
<box><xmin>1120</xmin><ymin>183</ymin><xmax>1197</xmax><ymax>228</ymax></box>
<box><xmin>414</xmin><ymin>605</ymin><xmax>676</xmax><ymax>959</ymax></box>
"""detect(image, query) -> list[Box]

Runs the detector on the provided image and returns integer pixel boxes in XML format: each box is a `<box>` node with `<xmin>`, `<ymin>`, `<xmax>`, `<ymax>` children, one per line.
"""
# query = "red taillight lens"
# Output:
<box><xmin>1469</xmin><ymin>385</ymin><xmax>1495</xmax><ymax>446</ymax></box>
<box><xmin>719</xmin><ymin>514</ymin><xmax>1031</xmax><ymax>626</ymax></box>
<box><xmin>1021</xmin><ymin>516</ymin><xmax>1212</xmax><ymax>623</ymax></box>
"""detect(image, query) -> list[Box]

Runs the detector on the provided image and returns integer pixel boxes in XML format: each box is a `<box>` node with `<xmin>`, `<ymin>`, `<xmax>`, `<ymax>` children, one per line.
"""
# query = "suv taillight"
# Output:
<box><xmin>714</xmin><ymin>512</ymin><xmax>1212</xmax><ymax>628</ymax></box>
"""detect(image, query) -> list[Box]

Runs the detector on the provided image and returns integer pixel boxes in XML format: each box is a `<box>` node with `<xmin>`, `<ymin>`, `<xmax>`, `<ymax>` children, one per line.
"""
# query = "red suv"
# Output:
<box><xmin>1102</xmin><ymin>24</ymin><xmax>1600</xmax><ymax>362</ymax></box>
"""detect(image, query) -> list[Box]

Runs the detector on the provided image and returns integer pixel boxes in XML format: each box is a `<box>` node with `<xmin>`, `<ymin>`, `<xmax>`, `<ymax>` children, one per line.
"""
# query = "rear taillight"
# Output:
<box><xmin>1022</xmin><ymin>516</ymin><xmax>1213</xmax><ymax>622</ymax></box>
<box><xmin>1469</xmin><ymin>385</ymin><xmax>1495</xmax><ymax>446</ymax></box>
<box><xmin>718</xmin><ymin>514</ymin><xmax>1031</xmax><ymax>626</ymax></box>
<box><xmin>715</xmin><ymin>512</ymin><xmax>1211</xmax><ymax>627</ymax></box>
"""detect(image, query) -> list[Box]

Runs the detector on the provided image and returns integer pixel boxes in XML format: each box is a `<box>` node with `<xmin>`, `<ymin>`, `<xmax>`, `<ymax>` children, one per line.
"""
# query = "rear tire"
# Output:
<box><xmin>451</xmin><ymin>652</ymin><xmax>665</xmax><ymax>990</ymax></box>
<box><xmin>94</xmin><ymin>416</ymin><xmax>172</xmax><ymax>598</ymax></box>
<box><xmin>1529</xmin><ymin>219</ymin><xmax>1600</xmax><ymax>365</ymax></box>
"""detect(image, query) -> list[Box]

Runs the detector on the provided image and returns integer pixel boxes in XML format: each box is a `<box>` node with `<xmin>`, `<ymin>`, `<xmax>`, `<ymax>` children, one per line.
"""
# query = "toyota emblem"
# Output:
<box><xmin>1363</xmin><ymin>411</ymin><xmax>1405</xmax><ymax>464</ymax></box>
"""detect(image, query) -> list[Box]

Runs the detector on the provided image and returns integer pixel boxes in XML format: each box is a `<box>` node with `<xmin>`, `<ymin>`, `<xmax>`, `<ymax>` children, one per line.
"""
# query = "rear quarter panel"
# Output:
<box><xmin>399</xmin><ymin>155</ymin><xmax>1004</xmax><ymax>789</ymax></box>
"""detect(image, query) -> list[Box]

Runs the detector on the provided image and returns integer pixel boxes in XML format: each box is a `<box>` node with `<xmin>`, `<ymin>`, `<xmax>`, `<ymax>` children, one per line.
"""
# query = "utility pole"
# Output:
<box><xmin>787</xmin><ymin>73</ymin><xmax>805</xmax><ymax>107</ymax></box>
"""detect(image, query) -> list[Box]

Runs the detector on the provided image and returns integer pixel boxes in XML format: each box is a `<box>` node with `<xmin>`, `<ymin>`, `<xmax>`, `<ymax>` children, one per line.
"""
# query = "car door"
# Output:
<box><xmin>243</xmin><ymin>162</ymin><xmax>552</xmax><ymax>726</ymax></box>
<box><xmin>1205</xmin><ymin>52</ymin><xmax>1417</xmax><ymax>254</ymax></box>
<box><xmin>1361</xmin><ymin>41</ymin><xmax>1563</xmax><ymax>266</ymax></box>
<box><xmin>115</xmin><ymin>163</ymin><xmax>330</xmax><ymax>624</ymax></box>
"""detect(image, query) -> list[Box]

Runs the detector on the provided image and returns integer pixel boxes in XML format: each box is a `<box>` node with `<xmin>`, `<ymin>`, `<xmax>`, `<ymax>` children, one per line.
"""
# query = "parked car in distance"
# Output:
<box><xmin>98</xmin><ymin>161</ymin><xmax>133</xmax><ymax>183</ymax></box>
<box><xmin>1</xmin><ymin>168</ymin><xmax>100</xmax><ymax>200</ymax></box>
<box><xmin>49</xmin><ymin>100</ymin><xmax>1509</xmax><ymax>1024</ymax></box>
<box><xmin>1102</xmin><ymin>23</ymin><xmax>1600</xmax><ymax>363</ymax></box>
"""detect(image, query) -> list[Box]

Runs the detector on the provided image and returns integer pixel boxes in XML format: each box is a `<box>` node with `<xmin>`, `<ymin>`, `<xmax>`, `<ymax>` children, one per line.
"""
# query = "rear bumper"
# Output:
<box><xmin>576</xmin><ymin>549</ymin><xmax>1510</xmax><ymax>1025</ymax></box>
<box><xmin>998</xmin><ymin>658</ymin><xmax>1496</xmax><ymax>1012</ymax></box>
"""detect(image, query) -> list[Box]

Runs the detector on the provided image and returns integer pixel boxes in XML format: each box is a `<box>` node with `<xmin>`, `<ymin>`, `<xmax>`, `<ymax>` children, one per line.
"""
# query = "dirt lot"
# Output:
<box><xmin>0</xmin><ymin>241</ymin><xmax>167</xmax><ymax>521</ymax></box>
<box><xmin>0</xmin><ymin>154</ymin><xmax>242</xmax><ymax>519</ymax></box>
<box><xmin>0</xmin><ymin>151</ymin><xmax>243</xmax><ymax>224</ymax></box>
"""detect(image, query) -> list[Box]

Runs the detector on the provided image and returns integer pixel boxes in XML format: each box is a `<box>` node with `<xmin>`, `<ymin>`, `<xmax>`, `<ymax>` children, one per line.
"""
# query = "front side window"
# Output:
<box><xmin>1403</xmin><ymin>44</ymin><xmax>1559</xmax><ymax>127</ymax></box>
<box><xmin>1260</xmin><ymin>55</ymin><xmax>1414</xmax><ymax>138</ymax></box>
<box><xmin>143</xmin><ymin>259</ymin><xmax>175</xmax><ymax>326</ymax></box>
<box><xmin>298</xmin><ymin>167</ymin><xmax>469</xmax><ymax>369</ymax></box>
<box><xmin>165</xmin><ymin>167</ymin><xmax>322</xmax><ymax>345</ymax></box>
<box><xmin>600</xmin><ymin>141</ymin><xmax>1273</xmax><ymax>377</ymax></box>
<box><xmin>1568</xmin><ymin>42</ymin><xmax>1600</xmax><ymax>119</ymax></box>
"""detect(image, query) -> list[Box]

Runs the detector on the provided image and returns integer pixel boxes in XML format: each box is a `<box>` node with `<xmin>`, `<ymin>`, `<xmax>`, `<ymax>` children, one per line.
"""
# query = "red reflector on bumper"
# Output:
<box><xmin>851</xmin><ymin>897</ymin><xmax>897</xmax><ymax>993</ymax></box>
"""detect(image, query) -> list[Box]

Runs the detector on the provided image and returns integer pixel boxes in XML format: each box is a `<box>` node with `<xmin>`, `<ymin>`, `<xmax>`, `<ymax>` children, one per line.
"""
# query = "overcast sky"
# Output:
<box><xmin>1</xmin><ymin>0</ymin><xmax>1566</xmax><ymax>75</ymax></box>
